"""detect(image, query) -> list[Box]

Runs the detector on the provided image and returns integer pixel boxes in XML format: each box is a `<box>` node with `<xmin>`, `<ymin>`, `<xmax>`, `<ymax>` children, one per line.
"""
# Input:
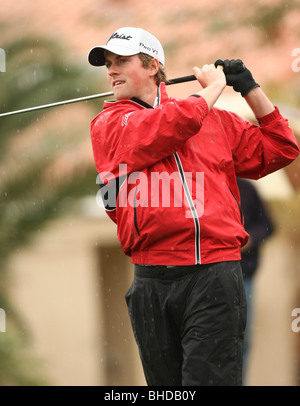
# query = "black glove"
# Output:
<box><xmin>214</xmin><ymin>59</ymin><xmax>260</xmax><ymax>97</ymax></box>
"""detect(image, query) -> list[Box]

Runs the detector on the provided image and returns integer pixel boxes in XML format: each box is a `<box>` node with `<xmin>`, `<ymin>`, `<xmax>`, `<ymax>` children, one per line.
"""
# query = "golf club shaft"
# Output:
<box><xmin>0</xmin><ymin>74</ymin><xmax>197</xmax><ymax>118</ymax></box>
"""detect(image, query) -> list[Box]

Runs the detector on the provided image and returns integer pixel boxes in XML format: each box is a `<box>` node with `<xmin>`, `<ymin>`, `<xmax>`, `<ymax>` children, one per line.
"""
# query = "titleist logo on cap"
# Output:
<box><xmin>108</xmin><ymin>32</ymin><xmax>133</xmax><ymax>42</ymax></box>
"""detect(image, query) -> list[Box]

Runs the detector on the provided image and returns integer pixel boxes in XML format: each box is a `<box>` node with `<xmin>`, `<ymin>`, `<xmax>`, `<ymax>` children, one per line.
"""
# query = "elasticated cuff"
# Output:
<box><xmin>257</xmin><ymin>106</ymin><xmax>281</xmax><ymax>126</ymax></box>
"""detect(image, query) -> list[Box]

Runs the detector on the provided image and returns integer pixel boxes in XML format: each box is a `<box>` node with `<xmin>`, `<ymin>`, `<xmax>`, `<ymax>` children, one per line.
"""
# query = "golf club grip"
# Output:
<box><xmin>166</xmin><ymin>60</ymin><xmax>246</xmax><ymax>86</ymax></box>
<box><xmin>166</xmin><ymin>75</ymin><xmax>196</xmax><ymax>85</ymax></box>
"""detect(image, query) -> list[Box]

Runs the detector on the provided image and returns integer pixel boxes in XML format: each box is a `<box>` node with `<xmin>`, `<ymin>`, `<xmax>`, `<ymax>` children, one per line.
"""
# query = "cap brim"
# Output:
<box><xmin>88</xmin><ymin>45</ymin><xmax>139</xmax><ymax>66</ymax></box>
<box><xmin>88</xmin><ymin>47</ymin><xmax>106</xmax><ymax>66</ymax></box>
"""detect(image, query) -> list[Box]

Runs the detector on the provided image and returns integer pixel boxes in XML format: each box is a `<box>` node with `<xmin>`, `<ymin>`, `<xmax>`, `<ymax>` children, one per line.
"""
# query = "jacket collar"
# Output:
<box><xmin>131</xmin><ymin>82</ymin><xmax>169</xmax><ymax>108</ymax></box>
<box><xmin>157</xmin><ymin>82</ymin><xmax>169</xmax><ymax>104</ymax></box>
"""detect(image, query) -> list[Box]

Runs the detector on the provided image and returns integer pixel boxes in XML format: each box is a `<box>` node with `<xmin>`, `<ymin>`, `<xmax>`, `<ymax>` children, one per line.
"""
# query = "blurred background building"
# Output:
<box><xmin>0</xmin><ymin>0</ymin><xmax>300</xmax><ymax>386</ymax></box>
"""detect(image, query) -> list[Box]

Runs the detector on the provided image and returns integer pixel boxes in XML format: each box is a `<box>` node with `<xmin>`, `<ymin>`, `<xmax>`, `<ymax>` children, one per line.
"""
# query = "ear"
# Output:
<box><xmin>149</xmin><ymin>58</ymin><xmax>159</xmax><ymax>78</ymax></box>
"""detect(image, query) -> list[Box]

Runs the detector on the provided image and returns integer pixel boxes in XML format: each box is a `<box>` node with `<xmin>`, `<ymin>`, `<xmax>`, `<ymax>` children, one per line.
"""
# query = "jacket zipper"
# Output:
<box><xmin>173</xmin><ymin>152</ymin><xmax>201</xmax><ymax>264</ymax></box>
<box><xmin>133</xmin><ymin>185</ymin><xmax>140</xmax><ymax>235</ymax></box>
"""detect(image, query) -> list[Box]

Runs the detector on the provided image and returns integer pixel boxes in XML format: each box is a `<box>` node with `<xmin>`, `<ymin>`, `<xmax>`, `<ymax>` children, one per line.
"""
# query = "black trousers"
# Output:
<box><xmin>125</xmin><ymin>261</ymin><xmax>247</xmax><ymax>386</ymax></box>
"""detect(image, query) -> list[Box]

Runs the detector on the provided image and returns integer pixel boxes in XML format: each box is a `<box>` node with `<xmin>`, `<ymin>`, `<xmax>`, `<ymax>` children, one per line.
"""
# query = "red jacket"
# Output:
<box><xmin>90</xmin><ymin>83</ymin><xmax>299</xmax><ymax>266</ymax></box>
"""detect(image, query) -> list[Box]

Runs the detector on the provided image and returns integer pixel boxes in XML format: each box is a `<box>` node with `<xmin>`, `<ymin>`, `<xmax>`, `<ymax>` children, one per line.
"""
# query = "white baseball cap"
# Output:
<box><xmin>88</xmin><ymin>27</ymin><xmax>165</xmax><ymax>66</ymax></box>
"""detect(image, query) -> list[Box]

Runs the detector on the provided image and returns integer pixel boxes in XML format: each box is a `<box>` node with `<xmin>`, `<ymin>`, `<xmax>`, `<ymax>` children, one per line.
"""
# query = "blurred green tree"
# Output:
<box><xmin>0</xmin><ymin>35</ymin><xmax>103</xmax><ymax>385</ymax></box>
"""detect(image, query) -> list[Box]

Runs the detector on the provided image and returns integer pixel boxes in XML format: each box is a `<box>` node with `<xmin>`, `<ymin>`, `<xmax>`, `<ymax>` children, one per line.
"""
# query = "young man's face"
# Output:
<box><xmin>104</xmin><ymin>52</ymin><xmax>158</xmax><ymax>101</ymax></box>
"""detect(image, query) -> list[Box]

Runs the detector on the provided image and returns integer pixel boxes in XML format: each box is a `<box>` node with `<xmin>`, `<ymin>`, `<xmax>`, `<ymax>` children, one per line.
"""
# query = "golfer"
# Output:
<box><xmin>88</xmin><ymin>27</ymin><xmax>299</xmax><ymax>386</ymax></box>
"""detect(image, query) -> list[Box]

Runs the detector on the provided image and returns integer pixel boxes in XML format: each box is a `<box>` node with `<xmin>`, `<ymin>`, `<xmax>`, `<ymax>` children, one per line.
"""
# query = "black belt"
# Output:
<box><xmin>134</xmin><ymin>263</ymin><xmax>210</xmax><ymax>279</ymax></box>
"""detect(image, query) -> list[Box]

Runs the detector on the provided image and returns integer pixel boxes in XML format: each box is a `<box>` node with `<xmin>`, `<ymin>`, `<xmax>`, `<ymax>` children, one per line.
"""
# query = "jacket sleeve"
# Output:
<box><xmin>222</xmin><ymin>106</ymin><xmax>299</xmax><ymax>178</ymax></box>
<box><xmin>90</xmin><ymin>96</ymin><xmax>209</xmax><ymax>179</ymax></box>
